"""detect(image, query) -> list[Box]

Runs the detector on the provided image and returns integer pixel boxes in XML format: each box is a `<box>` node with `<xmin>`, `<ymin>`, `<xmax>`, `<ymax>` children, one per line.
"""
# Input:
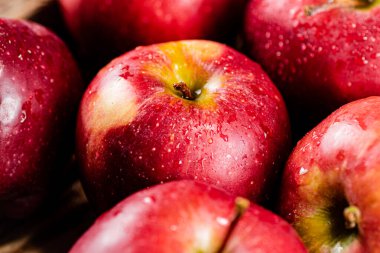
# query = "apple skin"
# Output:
<box><xmin>70</xmin><ymin>180</ymin><xmax>307</xmax><ymax>253</ymax></box>
<box><xmin>59</xmin><ymin>0</ymin><xmax>246</xmax><ymax>67</ymax></box>
<box><xmin>279</xmin><ymin>96</ymin><xmax>380</xmax><ymax>252</ymax></box>
<box><xmin>0</xmin><ymin>18</ymin><xmax>83</xmax><ymax>218</ymax></box>
<box><xmin>244</xmin><ymin>0</ymin><xmax>380</xmax><ymax>125</ymax></box>
<box><xmin>76</xmin><ymin>40</ymin><xmax>291</xmax><ymax>210</ymax></box>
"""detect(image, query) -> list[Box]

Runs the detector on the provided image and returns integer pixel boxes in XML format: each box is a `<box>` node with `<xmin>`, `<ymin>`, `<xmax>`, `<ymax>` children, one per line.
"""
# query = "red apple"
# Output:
<box><xmin>76</xmin><ymin>40</ymin><xmax>291</xmax><ymax>210</ymax></box>
<box><xmin>0</xmin><ymin>18</ymin><xmax>83</xmax><ymax>218</ymax></box>
<box><xmin>244</xmin><ymin>0</ymin><xmax>380</xmax><ymax>126</ymax></box>
<box><xmin>279</xmin><ymin>96</ymin><xmax>380</xmax><ymax>252</ymax></box>
<box><xmin>59</xmin><ymin>0</ymin><xmax>246</xmax><ymax>68</ymax></box>
<box><xmin>70</xmin><ymin>180</ymin><xmax>307</xmax><ymax>253</ymax></box>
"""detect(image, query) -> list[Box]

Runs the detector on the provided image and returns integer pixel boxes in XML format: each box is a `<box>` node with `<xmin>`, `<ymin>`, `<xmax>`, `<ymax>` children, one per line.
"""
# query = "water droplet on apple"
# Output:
<box><xmin>220</xmin><ymin>133</ymin><xmax>229</xmax><ymax>142</ymax></box>
<box><xmin>142</xmin><ymin>196</ymin><xmax>155</xmax><ymax>204</ymax></box>
<box><xmin>362</xmin><ymin>56</ymin><xmax>369</xmax><ymax>65</ymax></box>
<box><xmin>299</xmin><ymin>167</ymin><xmax>308</xmax><ymax>175</ymax></box>
<box><xmin>20</xmin><ymin>110</ymin><xmax>26</xmax><ymax>123</ymax></box>
<box><xmin>207</xmin><ymin>138</ymin><xmax>213</xmax><ymax>144</ymax></box>
<box><xmin>216</xmin><ymin>217</ymin><xmax>229</xmax><ymax>226</ymax></box>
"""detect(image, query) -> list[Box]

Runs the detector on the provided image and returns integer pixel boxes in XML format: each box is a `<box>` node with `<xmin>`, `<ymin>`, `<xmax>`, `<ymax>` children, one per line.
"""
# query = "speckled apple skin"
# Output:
<box><xmin>77</xmin><ymin>40</ymin><xmax>291</xmax><ymax>210</ymax></box>
<box><xmin>59</xmin><ymin>0</ymin><xmax>246</xmax><ymax>64</ymax></box>
<box><xmin>0</xmin><ymin>19</ymin><xmax>83</xmax><ymax>218</ymax></box>
<box><xmin>280</xmin><ymin>97</ymin><xmax>380</xmax><ymax>252</ymax></box>
<box><xmin>245</xmin><ymin>0</ymin><xmax>380</xmax><ymax>116</ymax></box>
<box><xmin>70</xmin><ymin>180</ymin><xmax>307</xmax><ymax>253</ymax></box>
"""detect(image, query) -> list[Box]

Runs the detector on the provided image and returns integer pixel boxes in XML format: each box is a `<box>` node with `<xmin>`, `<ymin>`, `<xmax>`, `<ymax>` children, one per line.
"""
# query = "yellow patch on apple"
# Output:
<box><xmin>82</xmin><ymin>73</ymin><xmax>138</xmax><ymax>162</ymax></box>
<box><xmin>144</xmin><ymin>41</ymin><xmax>225</xmax><ymax>108</ymax></box>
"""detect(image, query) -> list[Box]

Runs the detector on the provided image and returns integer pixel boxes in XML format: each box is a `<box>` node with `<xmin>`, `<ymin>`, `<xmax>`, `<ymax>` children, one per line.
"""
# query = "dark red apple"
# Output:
<box><xmin>59</xmin><ymin>0</ymin><xmax>246</xmax><ymax>68</ymax></box>
<box><xmin>244</xmin><ymin>0</ymin><xmax>380</xmax><ymax>130</ymax></box>
<box><xmin>0</xmin><ymin>18</ymin><xmax>83</xmax><ymax>218</ymax></box>
<box><xmin>76</xmin><ymin>40</ymin><xmax>291</xmax><ymax>210</ymax></box>
<box><xmin>279</xmin><ymin>96</ymin><xmax>380</xmax><ymax>252</ymax></box>
<box><xmin>70</xmin><ymin>180</ymin><xmax>307</xmax><ymax>253</ymax></box>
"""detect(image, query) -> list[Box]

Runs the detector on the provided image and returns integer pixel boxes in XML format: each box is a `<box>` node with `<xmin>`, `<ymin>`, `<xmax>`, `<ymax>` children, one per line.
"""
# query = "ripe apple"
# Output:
<box><xmin>70</xmin><ymin>180</ymin><xmax>307</xmax><ymax>253</ymax></box>
<box><xmin>59</xmin><ymin>0</ymin><xmax>246</xmax><ymax>69</ymax></box>
<box><xmin>279</xmin><ymin>96</ymin><xmax>380</xmax><ymax>252</ymax></box>
<box><xmin>0</xmin><ymin>18</ymin><xmax>83</xmax><ymax>218</ymax></box>
<box><xmin>77</xmin><ymin>40</ymin><xmax>291</xmax><ymax>210</ymax></box>
<box><xmin>244</xmin><ymin>0</ymin><xmax>380</xmax><ymax>131</ymax></box>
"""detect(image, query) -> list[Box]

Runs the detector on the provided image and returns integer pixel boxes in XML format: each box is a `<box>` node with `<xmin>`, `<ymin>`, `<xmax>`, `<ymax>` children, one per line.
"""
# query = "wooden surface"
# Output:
<box><xmin>0</xmin><ymin>0</ymin><xmax>51</xmax><ymax>19</ymax></box>
<box><xmin>0</xmin><ymin>182</ymin><xmax>96</xmax><ymax>253</ymax></box>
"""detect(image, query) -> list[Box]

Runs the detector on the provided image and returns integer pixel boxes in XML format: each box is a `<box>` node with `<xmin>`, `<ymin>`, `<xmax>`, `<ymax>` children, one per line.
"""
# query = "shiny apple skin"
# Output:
<box><xmin>279</xmin><ymin>97</ymin><xmax>380</xmax><ymax>252</ymax></box>
<box><xmin>77</xmin><ymin>40</ymin><xmax>291</xmax><ymax>210</ymax></box>
<box><xmin>70</xmin><ymin>180</ymin><xmax>307</xmax><ymax>253</ymax></box>
<box><xmin>59</xmin><ymin>0</ymin><xmax>246</xmax><ymax>65</ymax></box>
<box><xmin>0</xmin><ymin>19</ymin><xmax>83</xmax><ymax>218</ymax></box>
<box><xmin>245</xmin><ymin>0</ymin><xmax>380</xmax><ymax>119</ymax></box>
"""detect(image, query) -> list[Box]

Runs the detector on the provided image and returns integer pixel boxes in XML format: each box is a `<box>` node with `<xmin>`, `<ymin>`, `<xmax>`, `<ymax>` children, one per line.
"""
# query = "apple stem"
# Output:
<box><xmin>216</xmin><ymin>197</ymin><xmax>250</xmax><ymax>253</ymax></box>
<box><xmin>343</xmin><ymin>206</ymin><xmax>361</xmax><ymax>229</ymax></box>
<box><xmin>173</xmin><ymin>81</ymin><xmax>195</xmax><ymax>100</ymax></box>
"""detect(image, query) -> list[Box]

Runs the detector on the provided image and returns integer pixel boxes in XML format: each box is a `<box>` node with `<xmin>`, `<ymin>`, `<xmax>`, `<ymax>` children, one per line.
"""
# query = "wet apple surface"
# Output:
<box><xmin>70</xmin><ymin>181</ymin><xmax>307</xmax><ymax>253</ymax></box>
<box><xmin>0</xmin><ymin>18</ymin><xmax>83</xmax><ymax>218</ymax></box>
<box><xmin>280</xmin><ymin>97</ymin><xmax>380</xmax><ymax>252</ymax></box>
<box><xmin>245</xmin><ymin>0</ymin><xmax>380</xmax><ymax>125</ymax></box>
<box><xmin>77</xmin><ymin>40</ymin><xmax>291</xmax><ymax>210</ymax></box>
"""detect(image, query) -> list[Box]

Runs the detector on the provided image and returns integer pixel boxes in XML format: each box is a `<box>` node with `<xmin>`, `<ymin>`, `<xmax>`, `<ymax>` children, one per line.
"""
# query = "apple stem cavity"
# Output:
<box><xmin>343</xmin><ymin>206</ymin><xmax>361</xmax><ymax>229</ymax></box>
<box><xmin>216</xmin><ymin>197</ymin><xmax>250</xmax><ymax>253</ymax></box>
<box><xmin>173</xmin><ymin>81</ymin><xmax>196</xmax><ymax>100</ymax></box>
